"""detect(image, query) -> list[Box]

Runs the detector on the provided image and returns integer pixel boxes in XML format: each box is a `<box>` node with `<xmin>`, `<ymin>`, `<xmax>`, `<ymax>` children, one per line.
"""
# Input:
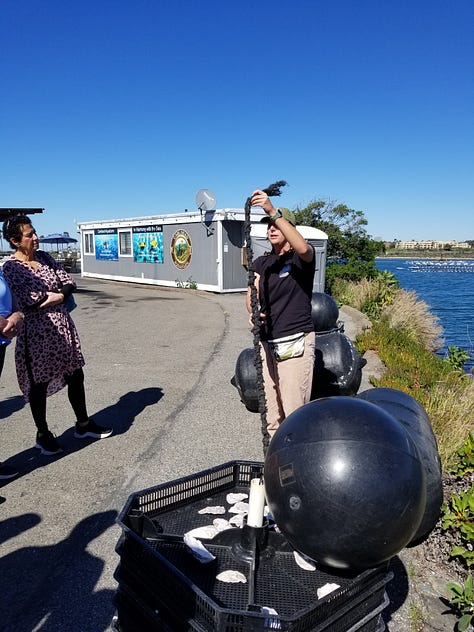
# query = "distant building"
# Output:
<box><xmin>395</xmin><ymin>240</ymin><xmax>472</xmax><ymax>250</ymax></box>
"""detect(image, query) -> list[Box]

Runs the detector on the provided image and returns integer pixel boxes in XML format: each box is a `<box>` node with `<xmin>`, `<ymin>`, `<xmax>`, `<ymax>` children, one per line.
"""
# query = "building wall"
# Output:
<box><xmin>81</xmin><ymin>218</ymin><xmax>222</xmax><ymax>289</ymax></box>
<box><xmin>78</xmin><ymin>211</ymin><xmax>328</xmax><ymax>293</ymax></box>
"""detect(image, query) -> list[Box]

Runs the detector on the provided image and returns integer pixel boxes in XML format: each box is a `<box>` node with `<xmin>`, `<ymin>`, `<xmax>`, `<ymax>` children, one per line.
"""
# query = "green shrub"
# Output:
<box><xmin>447</xmin><ymin>574</ymin><xmax>474</xmax><ymax>631</ymax></box>
<box><xmin>446</xmin><ymin>346</ymin><xmax>471</xmax><ymax>372</ymax></box>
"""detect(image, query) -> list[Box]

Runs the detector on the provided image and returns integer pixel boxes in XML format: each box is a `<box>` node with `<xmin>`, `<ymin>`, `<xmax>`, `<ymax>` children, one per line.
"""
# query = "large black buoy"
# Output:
<box><xmin>231</xmin><ymin>348</ymin><xmax>259</xmax><ymax>412</ymax></box>
<box><xmin>357</xmin><ymin>387</ymin><xmax>443</xmax><ymax>543</ymax></box>
<box><xmin>311</xmin><ymin>329</ymin><xmax>366</xmax><ymax>398</ymax></box>
<box><xmin>232</xmin><ymin>294</ymin><xmax>366</xmax><ymax>409</ymax></box>
<box><xmin>311</xmin><ymin>292</ymin><xmax>339</xmax><ymax>332</ymax></box>
<box><xmin>264</xmin><ymin>397</ymin><xmax>426</xmax><ymax>570</ymax></box>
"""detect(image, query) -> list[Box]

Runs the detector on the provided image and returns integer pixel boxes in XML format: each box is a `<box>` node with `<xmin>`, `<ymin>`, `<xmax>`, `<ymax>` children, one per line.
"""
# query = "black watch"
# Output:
<box><xmin>268</xmin><ymin>209</ymin><xmax>282</xmax><ymax>222</ymax></box>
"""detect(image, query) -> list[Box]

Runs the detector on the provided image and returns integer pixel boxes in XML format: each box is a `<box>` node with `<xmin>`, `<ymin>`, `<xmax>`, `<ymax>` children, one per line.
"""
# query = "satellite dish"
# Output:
<box><xmin>195</xmin><ymin>189</ymin><xmax>217</xmax><ymax>212</ymax></box>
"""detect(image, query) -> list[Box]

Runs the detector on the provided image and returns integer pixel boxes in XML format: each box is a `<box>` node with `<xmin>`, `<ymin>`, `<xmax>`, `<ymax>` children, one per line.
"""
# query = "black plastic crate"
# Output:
<box><xmin>114</xmin><ymin>578</ymin><xmax>387</xmax><ymax>632</ymax></box>
<box><xmin>115</xmin><ymin>461</ymin><xmax>393</xmax><ymax>632</ymax></box>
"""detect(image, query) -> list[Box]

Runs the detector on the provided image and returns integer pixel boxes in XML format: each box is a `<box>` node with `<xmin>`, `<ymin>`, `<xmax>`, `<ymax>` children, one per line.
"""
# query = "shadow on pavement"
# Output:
<box><xmin>0</xmin><ymin>510</ymin><xmax>118</xmax><ymax>632</ymax></box>
<box><xmin>382</xmin><ymin>555</ymin><xmax>409</xmax><ymax>629</ymax></box>
<box><xmin>0</xmin><ymin>512</ymin><xmax>41</xmax><ymax>546</ymax></box>
<box><xmin>0</xmin><ymin>394</ymin><xmax>25</xmax><ymax>419</ymax></box>
<box><xmin>0</xmin><ymin>387</ymin><xmax>163</xmax><ymax>487</ymax></box>
<box><xmin>91</xmin><ymin>387</ymin><xmax>163</xmax><ymax>436</ymax></box>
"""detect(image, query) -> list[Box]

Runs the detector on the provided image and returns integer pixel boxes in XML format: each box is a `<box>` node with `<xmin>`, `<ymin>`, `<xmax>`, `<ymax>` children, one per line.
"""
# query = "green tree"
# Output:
<box><xmin>292</xmin><ymin>198</ymin><xmax>385</xmax><ymax>292</ymax></box>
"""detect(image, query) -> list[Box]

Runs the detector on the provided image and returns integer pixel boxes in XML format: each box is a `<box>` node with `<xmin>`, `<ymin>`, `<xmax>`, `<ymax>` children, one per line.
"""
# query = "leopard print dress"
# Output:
<box><xmin>2</xmin><ymin>251</ymin><xmax>85</xmax><ymax>401</ymax></box>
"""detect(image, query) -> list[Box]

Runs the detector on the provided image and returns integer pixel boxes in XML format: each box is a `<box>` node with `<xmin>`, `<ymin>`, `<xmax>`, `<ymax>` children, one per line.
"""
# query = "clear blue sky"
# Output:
<box><xmin>1</xmin><ymin>0</ymin><xmax>473</xmax><ymax>242</ymax></box>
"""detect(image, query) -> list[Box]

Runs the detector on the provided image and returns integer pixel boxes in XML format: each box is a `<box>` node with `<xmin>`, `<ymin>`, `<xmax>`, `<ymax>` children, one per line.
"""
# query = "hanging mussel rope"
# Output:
<box><xmin>244</xmin><ymin>180</ymin><xmax>288</xmax><ymax>456</ymax></box>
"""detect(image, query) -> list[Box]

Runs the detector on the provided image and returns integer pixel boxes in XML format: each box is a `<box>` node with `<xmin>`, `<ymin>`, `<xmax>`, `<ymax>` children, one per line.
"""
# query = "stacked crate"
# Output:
<box><xmin>114</xmin><ymin>461</ymin><xmax>392</xmax><ymax>632</ymax></box>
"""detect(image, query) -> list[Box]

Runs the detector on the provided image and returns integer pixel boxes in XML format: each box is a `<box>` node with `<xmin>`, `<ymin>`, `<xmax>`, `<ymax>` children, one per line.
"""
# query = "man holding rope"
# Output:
<box><xmin>246</xmin><ymin>188</ymin><xmax>316</xmax><ymax>438</ymax></box>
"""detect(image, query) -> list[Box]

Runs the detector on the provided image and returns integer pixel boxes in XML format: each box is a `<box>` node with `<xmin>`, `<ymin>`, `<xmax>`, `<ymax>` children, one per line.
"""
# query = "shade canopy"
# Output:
<box><xmin>39</xmin><ymin>233</ymin><xmax>78</xmax><ymax>245</ymax></box>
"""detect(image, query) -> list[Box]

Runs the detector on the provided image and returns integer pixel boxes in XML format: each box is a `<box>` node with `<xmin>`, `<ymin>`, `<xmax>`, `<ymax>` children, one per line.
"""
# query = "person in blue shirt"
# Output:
<box><xmin>0</xmin><ymin>269</ymin><xmax>24</xmax><ymax>479</ymax></box>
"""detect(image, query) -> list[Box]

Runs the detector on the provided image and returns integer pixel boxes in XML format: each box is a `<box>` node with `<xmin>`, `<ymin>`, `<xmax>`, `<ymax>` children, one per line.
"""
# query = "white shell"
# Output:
<box><xmin>198</xmin><ymin>506</ymin><xmax>226</xmax><ymax>515</ymax></box>
<box><xmin>228</xmin><ymin>514</ymin><xmax>245</xmax><ymax>527</ymax></box>
<box><xmin>228</xmin><ymin>501</ymin><xmax>249</xmax><ymax>514</ymax></box>
<box><xmin>183</xmin><ymin>534</ymin><xmax>216</xmax><ymax>563</ymax></box>
<box><xmin>317</xmin><ymin>583</ymin><xmax>340</xmax><ymax>599</ymax></box>
<box><xmin>226</xmin><ymin>492</ymin><xmax>248</xmax><ymax>504</ymax></box>
<box><xmin>185</xmin><ymin>525</ymin><xmax>217</xmax><ymax>539</ymax></box>
<box><xmin>294</xmin><ymin>550</ymin><xmax>317</xmax><ymax>571</ymax></box>
<box><xmin>216</xmin><ymin>570</ymin><xmax>247</xmax><ymax>583</ymax></box>
<box><xmin>213</xmin><ymin>518</ymin><xmax>233</xmax><ymax>532</ymax></box>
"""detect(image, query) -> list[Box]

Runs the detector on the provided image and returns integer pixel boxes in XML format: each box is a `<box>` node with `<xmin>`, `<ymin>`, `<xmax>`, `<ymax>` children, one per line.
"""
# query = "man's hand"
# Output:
<box><xmin>1</xmin><ymin>312</ymin><xmax>24</xmax><ymax>339</ymax></box>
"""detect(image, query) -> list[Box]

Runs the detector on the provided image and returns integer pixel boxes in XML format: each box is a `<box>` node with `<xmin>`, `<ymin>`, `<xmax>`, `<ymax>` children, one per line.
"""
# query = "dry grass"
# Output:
<box><xmin>332</xmin><ymin>277</ymin><xmax>386</xmax><ymax>311</ymax></box>
<box><xmin>424</xmin><ymin>376</ymin><xmax>474</xmax><ymax>469</ymax></box>
<box><xmin>354</xmin><ymin>285</ymin><xmax>471</xmax><ymax>466</ymax></box>
<box><xmin>381</xmin><ymin>289</ymin><xmax>444</xmax><ymax>352</ymax></box>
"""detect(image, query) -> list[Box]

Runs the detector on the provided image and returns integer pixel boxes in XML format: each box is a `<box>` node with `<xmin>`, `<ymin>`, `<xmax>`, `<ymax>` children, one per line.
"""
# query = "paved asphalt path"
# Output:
<box><xmin>0</xmin><ymin>276</ymin><xmax>263</xmax><ymax>632</ymax></box>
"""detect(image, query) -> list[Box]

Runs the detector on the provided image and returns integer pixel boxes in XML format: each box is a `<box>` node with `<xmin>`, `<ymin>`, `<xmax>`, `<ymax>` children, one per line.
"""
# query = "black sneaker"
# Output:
<box><xmin>35</xmin><ymin>431</ymin><xmax>62</xmax><ymax>455</ymax></box>
<box><xmin>0</xmin><ymin>463</ymin><xmax>19</xmax><ymax>479</ymax></box>
<box><xmin>74</xmin><ymin>419</ymin><xmax>112</xmax><ymax>440</ymax></box>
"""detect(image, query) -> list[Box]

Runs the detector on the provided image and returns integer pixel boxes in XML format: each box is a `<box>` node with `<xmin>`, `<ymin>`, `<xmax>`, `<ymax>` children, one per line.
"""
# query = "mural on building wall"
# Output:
<box><xmin>132</xmin><ymin>225</ymin><xmax>164</xmax><ymax>263</ymax></box>
<box><xmin>95</xmin><ymin>228</ymin><xmax>118</xmax><ymax>261</ymax></box>
<box><xmin>170</xmin><ymin>229</ymin><xmax>192</xmax><ymax>269</ymax></box>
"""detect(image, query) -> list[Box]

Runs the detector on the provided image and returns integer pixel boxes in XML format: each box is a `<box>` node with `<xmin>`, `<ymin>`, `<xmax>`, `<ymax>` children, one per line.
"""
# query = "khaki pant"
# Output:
<box><xmin>260</xmin><ymin>331</ymin><xmax>315</xmax><ymax>437</ymax></box>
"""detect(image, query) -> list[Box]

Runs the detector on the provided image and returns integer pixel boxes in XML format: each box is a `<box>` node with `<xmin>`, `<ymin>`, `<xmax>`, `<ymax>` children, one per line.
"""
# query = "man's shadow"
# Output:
<box><xmin>0</xmin><ymin>387</ymin><xmax>163</xmax><ymax>485</ymax></box>
<box><xmin>0</xmin><ymin>510</ymin><xmax>118</xmax><ymax>632</ymax></box>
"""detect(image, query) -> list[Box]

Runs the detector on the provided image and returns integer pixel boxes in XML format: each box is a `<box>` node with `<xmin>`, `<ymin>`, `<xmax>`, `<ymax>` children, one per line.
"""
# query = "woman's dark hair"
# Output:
<box><xmin>2</xmin><ymin>215</ymin><xmax>33</xmax><ymax>248</ymax></box>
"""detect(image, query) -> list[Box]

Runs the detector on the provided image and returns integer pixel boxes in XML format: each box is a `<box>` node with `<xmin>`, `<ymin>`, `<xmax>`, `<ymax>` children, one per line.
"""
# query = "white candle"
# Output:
<box><xmin>247</xmin><ymin>478</ymin><xmax>265</xmax><ymax>528</ymax></box>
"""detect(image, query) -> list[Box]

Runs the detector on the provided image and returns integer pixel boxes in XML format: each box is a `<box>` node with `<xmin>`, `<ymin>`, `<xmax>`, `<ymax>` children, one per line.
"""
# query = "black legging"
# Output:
<box><xmin>0</xmin><ymin>344</ymin><xmax>6</xmax><ymax>379</ymax></box>
<box><xmin>29</xmin><ymin>367</ymin><xmax>89</xmax><ymax>434</ymax></box>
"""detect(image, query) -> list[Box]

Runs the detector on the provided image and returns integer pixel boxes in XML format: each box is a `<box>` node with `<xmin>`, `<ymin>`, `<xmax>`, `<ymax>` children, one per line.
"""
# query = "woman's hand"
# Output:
<box><xmin>248</xmin><ymin>312</ymin><xmax>266</xmax><ymax>329</ymax></box>
<box><xmin>39</xmin><ymin>291</ymin><xmax>65</xmax><ymax>308</ymax></box>
<box><xmin>250</xmin><ymin>190</ymin><xmax>276</xmax><ymax>216</ymax></box>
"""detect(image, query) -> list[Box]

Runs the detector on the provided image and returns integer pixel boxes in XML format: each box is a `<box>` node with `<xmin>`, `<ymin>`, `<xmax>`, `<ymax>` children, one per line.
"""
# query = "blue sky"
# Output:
<box><xmin>1</xmin><ymin>0</ymin><xmax>473</xmax><ymax>242</ymax></box>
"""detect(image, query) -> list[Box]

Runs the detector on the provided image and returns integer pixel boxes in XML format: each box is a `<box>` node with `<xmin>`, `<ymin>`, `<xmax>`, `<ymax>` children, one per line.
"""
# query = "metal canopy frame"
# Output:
<box><xmin>0</xmin><ymin>208</ymin><xmax>44</xmax><ymax>221</ymax></box>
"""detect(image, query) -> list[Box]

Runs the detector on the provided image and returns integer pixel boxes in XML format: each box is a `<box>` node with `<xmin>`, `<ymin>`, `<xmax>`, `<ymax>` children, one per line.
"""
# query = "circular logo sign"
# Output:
<box><xmin>170</xmin><ymin>229</ymin><xmax>192</xmax><ymax>269</ymax></box>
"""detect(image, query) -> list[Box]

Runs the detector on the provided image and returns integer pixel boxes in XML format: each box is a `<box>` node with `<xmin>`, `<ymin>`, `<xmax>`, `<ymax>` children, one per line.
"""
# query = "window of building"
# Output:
<box><xmin>83</xmin><ymin>232</ymin><xmax>94</xmax><ymax>254</ymax></box>
<box><xmin>119</xmin><ymin>230</ymin><xmax>132</xmax><ymax>256</ymax></box>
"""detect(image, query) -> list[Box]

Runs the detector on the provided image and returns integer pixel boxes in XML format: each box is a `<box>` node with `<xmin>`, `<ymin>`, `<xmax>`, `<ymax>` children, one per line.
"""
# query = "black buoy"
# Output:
<box><xmin>311</xmin><ymin>329</ymin><xmax>366</xmax><ymax>398</ymax></box>
<box><xmin>231</xmin><ymin>348</ymin><xmax>259</xmax><ymax>412</ymax></box>
<box><xmin>311</xmin><ymin>292</ymin><xmax>339</xmax><ymax>332</ymax></box>
<box><xmin>232</xmin><ymin>294</ymin><xmax>366</xmax><ymax>410</ymax></box>
<box><xmin>357</xmin><ymin>387</ymin><xmax>443</xmax><ymax>543</ymax></box>
<box><xmin>264</xmin><ymin>397</ymin><xmax>426</xmax><ymax>570</ymax></box>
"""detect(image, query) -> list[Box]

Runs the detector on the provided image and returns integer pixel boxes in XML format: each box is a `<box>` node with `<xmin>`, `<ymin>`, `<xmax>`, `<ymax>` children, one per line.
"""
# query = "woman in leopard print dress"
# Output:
<box><xmin>2</xmin><ymin>215</ymin><xmax>112</xmax><ymax>455</ymax></box>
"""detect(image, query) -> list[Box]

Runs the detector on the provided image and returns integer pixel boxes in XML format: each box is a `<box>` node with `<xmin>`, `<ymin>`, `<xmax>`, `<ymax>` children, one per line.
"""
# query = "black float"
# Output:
<box><xmin>357</xmin><ymin>387</ymin><xmax>443</xmax><ymax>542</ymax></box>
<box><xmin>232</xmin><ymin>293</ymin><xmax>367</xmax><ymax>411</ymax></box>
<box><xmin>264</xmin><ymin>397</ymin><xmax>426</xmax><ymax>570</ymax></box>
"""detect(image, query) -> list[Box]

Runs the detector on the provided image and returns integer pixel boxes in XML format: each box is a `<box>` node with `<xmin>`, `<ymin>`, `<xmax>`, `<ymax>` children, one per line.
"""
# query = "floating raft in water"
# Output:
<box><xmin>409</xmin><ymin>260</ymin><xmax>474</xmax><ymax>272</ymax></box>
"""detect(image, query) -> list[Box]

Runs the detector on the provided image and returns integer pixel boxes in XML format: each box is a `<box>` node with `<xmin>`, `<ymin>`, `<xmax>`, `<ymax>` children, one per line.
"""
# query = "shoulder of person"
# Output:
<box><xmin>37</xmin><ymin>250</ymin><xmax>56</xmax><ymax>266</ymax></box>
<box><xmin>2</xmin><ymin>258</ymin><xmax>15</xmax><ymax>272</ymax></box>
<box><xmin>295</xmin><ymin>243</ymin><xmax>315</xmax><ymax>264</ymax></box>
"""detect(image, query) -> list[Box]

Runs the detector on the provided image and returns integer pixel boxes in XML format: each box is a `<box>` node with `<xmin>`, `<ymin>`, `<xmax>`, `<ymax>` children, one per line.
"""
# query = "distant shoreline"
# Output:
<box><xmin>377</xmin><ymin>254</ymin><xmax>474</xmax><ymax>260</ymax></box>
